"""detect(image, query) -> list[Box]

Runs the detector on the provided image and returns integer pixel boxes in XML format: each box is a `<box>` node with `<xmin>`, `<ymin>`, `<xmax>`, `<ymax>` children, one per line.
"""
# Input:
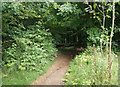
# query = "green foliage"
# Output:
<box><xmin>2</xmin><ymin>2</ymin><xmax>57</xmax><ymax>74</ymax></box>
<box><xmin>2</xmin><ymin>2</ymin><xmax>120</xmax><ymax>85</ymax></box>
<box><xmin>55</xmin><ymin>2</ymin><xmax>82</xmax><ymax>17</ymax></box>
<box><xmin>2</xmin><ymin>71</ymin><xmax>40</xmax><ymax>85</ymax></box>
<box><xmin>86</xmin><ymin>27</ymin><xmax>102</xmax><ymax>45</ymax></box>
<box><xmin>3</xmin><ymin>22</ymin><xmax>57</xmax><ymax>72</ymax></box>
<box><xmin>65</xmin><ymin>46</ymin><xmax>118</xmax><ymax>85</ymax></box>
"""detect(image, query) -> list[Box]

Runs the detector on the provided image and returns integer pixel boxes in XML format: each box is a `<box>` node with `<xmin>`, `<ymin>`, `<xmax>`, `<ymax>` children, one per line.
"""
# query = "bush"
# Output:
<box><xmin>2</xmin><ymin>2</ymin><xmax>58</xmax><ymax>74</ymax></box>
<box><xmin>2</xmin><ymin>21</ymin><xmax>57</xmax><ymax>73</ymax></box>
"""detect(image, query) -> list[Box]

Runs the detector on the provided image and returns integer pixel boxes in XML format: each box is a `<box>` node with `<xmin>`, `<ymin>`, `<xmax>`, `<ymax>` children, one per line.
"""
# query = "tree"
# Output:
<box><xmin>108</xmin><ymin>0</ymin><xmax>115</xmax><ymax>82</ymax></box>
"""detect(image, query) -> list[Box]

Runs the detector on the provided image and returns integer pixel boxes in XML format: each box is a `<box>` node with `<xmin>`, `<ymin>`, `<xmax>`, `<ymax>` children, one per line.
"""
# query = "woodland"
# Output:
<box><xmin>1</xmin><ymin>1</ymin><xmax>120</xmax><ymax>85</ymax></box>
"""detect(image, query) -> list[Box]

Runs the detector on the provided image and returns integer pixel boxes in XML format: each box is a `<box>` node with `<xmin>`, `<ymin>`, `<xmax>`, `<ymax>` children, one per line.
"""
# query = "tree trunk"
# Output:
<box><xmin>108</xmin><ymin>1</ymin><xmax>115</xmax><ymax>83</ymax></box>
<box><xmin>101</xmin><ymin>2</ymin><xmax>106</xmax><ymax>58</ymax></box>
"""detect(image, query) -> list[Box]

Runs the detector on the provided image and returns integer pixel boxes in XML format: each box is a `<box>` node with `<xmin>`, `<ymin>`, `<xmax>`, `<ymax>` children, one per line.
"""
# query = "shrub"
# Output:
<box><xmin>2</xmin><ymin>21</ymin><xmax>57</xmax><ymax>73</ymax></box>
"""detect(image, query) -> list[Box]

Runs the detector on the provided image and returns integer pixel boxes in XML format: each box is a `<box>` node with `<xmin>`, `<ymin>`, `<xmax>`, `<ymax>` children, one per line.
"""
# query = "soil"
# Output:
<box><xmin>31</xmin><ymin>50</ymin><xmax>76</xmax><ymax>85</ymax></box>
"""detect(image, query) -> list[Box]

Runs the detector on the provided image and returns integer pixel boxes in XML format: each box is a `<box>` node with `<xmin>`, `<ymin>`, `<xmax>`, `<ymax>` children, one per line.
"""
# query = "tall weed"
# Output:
<box><xmin>65</xmin><ymin>46</ymin><xmax>118</xmax><ymax>85</ymax></box>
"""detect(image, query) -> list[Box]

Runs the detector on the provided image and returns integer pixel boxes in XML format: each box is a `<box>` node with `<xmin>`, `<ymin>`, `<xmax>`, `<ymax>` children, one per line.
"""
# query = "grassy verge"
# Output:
<box><xmin>2</xmin><ymin>59</ymin><xmax>55</xmax><ymax>85</ymax></box>
<box><xmin>117</xmin><ymin>53</ymin><xmax>120</xmax><ymax>86</ymax></box>
<box><xmin>2</xmin><ymin>71</ymin><xmax>40</xmax><ymax>85</ymax></box>
<box><xmin>0</xmin><ymin>69</ymin><xmax>1</xmax><ymax>87</ymax></box>
<box><xmin>64</xmin><ymin>47</ymin><xmax>118</xmax><ymax>85</ymax></box>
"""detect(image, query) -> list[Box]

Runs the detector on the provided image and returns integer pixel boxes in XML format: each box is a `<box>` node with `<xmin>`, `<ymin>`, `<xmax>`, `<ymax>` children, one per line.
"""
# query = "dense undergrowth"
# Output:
<box><xmin>2</xmin><ymin>22</ymin><xmax>57</xmax><ymax>85</ymax></box>
<box><xmin>2</xmin><ymin>2</ymin><xmax>57</xmax><ymax>85</ymax></box>
<box><xmin>2</xmin><ymin>21</ymin><xmax>57</xmax><ymax>72</ymax></box>
<box><xmin>65</xmin><ymin>46</ymin><xmax>118</xmax><ymax>85</ymax></box>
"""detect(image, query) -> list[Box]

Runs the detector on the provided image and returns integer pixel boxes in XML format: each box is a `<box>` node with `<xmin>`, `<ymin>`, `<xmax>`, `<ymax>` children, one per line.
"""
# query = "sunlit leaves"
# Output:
<box><xmin>54</xmin><ymin>3</ymin><xmax>60</xmax><ymax>9</ymax></box>
<box><xmin>56</xmin><ymin>2</ymin><xmax>80</xmax><ymax>17</ymax></box>
<box><xmin>106</xmin><ymin>15</ymin><xmax>111</xmax><ymax>18</ymax></box>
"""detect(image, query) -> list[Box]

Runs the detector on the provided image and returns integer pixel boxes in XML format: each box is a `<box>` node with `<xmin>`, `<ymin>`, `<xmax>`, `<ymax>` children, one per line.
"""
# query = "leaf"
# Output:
<box><xmin>89</xmin><ymin>10</ymin><xmax>95</xmax><ymax>13</ymax></box>
<box><xmin>19</xmin><ymin>65</ymin><xmax>25</xmax><ymax>70</ymax></box>
<box><xmin>106</xmin><ymin>15</ymin><xmax>111</xmax><ymax>18</ymax></box>
<box><xmin>116</xmin><ymin>12</ymin><xmax>119</xmax><ymax>15</ymax></box>
<box><xmin>93</xmin><ymin>3</ymin><xmax>97</xmax><ymax>9</ymax></box>
<box><xmin>97</xmin><ymin>16</ymin><xmax>102</xmax><ymax>22</ymax></box>
<box><xmin>118</xmin><ymin>1</ymin><xmax>120</xmax><ymax>5</ymax></box>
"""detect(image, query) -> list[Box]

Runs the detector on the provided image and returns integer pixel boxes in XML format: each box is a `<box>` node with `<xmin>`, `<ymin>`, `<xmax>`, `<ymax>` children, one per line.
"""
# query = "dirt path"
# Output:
<box><xmin>31</xmin><ymin>50</ymin><xmax>76</xmax><ymax>85</ymax></box>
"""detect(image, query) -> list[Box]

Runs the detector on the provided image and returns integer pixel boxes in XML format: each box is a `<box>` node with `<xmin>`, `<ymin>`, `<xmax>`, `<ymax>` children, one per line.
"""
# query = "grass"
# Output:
<box><xmin>111</xmin><ymin>57</ymin><xmax>118</xmax><ymax>85</ymax></box>
<box><xmin>64</xmin><ymin>47</ymin><xmax>118</xmax><ymax>85</ymax></box>
<box><xmin>2</xmin><ymin>71</ymin><xmax>40</xmax><ymax>85</ymax></box>
<box><xmin>2</xmin><ymin>59</ymin><xmax>55</xmax><ymax>85</ymax></box>
<box><xmin>117</xmin><ymin>52</ymin><xmax>120</xmax><ymax>86</ymax></box>
<box><xmin>0</xmin><ymin>70</ymin><xmax>1</xmax><ymax>87</ymax></box>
